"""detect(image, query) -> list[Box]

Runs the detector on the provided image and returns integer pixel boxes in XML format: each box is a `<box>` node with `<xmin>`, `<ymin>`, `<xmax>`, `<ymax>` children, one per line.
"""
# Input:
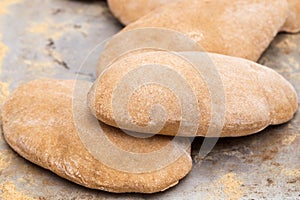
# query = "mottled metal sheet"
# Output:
<box><xmin>0</xmin><ymin>0</ymin><xmax>299</xmax><ymax>199</ymax></box>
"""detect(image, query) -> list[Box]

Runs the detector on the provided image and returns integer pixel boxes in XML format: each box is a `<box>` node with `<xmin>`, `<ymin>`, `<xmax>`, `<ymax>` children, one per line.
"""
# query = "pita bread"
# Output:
<box><xmin>103</xmin><ymin>0</ymin><xmax>288</xmax><ymax>62</ymax></box>
<box><xmin>89</xmin><ymin>51</ymin><xmax>298</xmax><ymax>137</ymax></box>
<box><xmin>1</xmin><ymin>79</ymin><xmax>192</xmax><ymax>193</ymax></box>
<box><xmin>281</xmin><ymin>0</ymin><xmax>300</xmax><ymax>33</ymax></box>
<box><xmin>108</xmin><ymin>0</ymin><xmax>298</xmax><ymax>33</ymax></box>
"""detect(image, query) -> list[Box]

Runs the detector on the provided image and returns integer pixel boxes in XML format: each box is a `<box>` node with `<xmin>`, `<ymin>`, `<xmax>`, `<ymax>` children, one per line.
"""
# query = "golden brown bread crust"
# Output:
<box><xmin>104</xmin><ymin>0</ymin><xmax>289</xmax><ymax>62</ymax></box>
<box><xmin>281</xmin><ymin>0</ymin><xmax>300</xmax><ymax>33</ymax></box>
<box><xmin>108</xmin><ymin>0</ymin><xmax>299</xmax><ymax>32</ymax></box>
<box><xmin>1</xmin><ymin>79</ymin><xmax>192</xmax><ymax>193</ymax></box>
<box><xmin>89</xmin><ymin>51</ymin><xmax>298</xmax><ymax>137</ymax></box>
<box><xmin>107</xmin><ymin>0</ymin><xmax>174</xmax><ymax>25</ymax></box>
<box><xmin>124</xmin><ymin>0</ymin><xmax>288</xmax><ymax>61</ymax></box>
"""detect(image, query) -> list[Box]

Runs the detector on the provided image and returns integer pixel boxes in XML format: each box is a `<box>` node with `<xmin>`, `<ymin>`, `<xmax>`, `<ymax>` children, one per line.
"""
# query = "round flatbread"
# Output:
<box><xmin>1</xmin><ymin>79</ymin><xmax>192</xmax><ymax>193</ymax></box>
<box><xmin>90</xmin><ymin>51</ymin><xmax>298</xmax><ymax>137</ymax></box>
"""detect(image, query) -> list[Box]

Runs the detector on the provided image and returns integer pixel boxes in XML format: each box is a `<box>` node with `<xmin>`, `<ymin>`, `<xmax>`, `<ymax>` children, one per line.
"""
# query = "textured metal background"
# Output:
<box><xmin>0</xmin><ymin>0</ymin><xmax>299</xmax><ymax>199</ymax></box>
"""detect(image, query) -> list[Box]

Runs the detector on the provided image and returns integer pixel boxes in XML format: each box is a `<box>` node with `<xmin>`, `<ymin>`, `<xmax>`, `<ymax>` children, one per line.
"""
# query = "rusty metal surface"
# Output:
<box><xmin>0</xmin><ymin>0</ymin><xmax>299</xmax><ymax>199</ymax></box>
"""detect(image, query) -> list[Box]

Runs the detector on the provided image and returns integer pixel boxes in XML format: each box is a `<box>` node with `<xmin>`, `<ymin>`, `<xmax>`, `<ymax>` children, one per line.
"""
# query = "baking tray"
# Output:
<box><xmin>0</xmin><ymin>0</ymin><xmax>299</xmax><ymax>199</ymax></box>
